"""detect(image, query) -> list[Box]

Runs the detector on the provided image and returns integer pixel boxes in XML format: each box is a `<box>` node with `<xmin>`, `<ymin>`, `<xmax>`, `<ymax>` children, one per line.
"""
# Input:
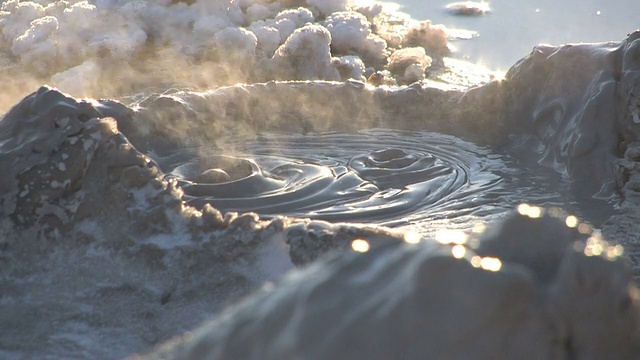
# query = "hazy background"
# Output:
<box><xmin>393</xmin><ymin>0</ymin><xmax>640</xmax><ymax>70</ymax></box>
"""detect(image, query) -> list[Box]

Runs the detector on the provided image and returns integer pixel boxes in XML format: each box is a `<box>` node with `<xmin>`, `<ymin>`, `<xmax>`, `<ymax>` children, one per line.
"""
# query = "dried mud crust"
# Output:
<box><xmin>0</xmin><ymin>0</ymin><xmax>462</xmax><ymax>110</ymax></box>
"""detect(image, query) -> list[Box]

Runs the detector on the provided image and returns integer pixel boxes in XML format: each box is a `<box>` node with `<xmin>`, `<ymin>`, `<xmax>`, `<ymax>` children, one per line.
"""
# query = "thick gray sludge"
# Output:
<box><xmin>2</xmin><ymin>32</ymin><xmax>640</xmax><ymax>359</ymax></box>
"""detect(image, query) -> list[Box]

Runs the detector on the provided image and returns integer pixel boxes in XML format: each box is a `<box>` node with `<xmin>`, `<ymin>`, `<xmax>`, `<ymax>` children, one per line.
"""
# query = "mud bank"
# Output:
<box><xmin>145</xmin><ymin>210</ymin><xmax>640</xmax><ymax>360</ymax></box>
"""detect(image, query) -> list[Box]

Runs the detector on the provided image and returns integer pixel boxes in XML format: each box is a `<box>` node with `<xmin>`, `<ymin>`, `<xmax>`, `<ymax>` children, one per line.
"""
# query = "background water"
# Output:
<box><xmin>394</xmin><ymin>0</ymin><xmax>640</xmax><ymax>70</ymax></box>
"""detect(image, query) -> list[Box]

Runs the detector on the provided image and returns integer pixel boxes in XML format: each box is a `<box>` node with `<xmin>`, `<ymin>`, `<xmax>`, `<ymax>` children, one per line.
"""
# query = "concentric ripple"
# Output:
<box><xmin>163</xmin><ymin>129</ymin><xmax>565</xmax><ymax>232</ymax></box>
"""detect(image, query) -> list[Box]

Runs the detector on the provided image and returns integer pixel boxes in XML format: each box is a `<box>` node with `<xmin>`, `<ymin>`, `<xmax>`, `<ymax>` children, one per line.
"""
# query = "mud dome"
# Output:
<box><xmin>2</xmin><ymin>1</ymin><xmax>640</xmax><ymax>359</ymax></box>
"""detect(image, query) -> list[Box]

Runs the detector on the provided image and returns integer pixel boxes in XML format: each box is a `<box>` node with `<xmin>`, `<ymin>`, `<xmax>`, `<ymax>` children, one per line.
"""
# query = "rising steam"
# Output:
<box><xmin>0</xmin><ymin>0</ymin><xmax>462</xmax><ymax>113</ymax></box>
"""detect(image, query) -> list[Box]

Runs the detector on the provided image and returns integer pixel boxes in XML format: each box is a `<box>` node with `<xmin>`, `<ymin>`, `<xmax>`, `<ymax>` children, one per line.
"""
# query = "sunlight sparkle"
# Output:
<box><xmin>351</xmin><ymin>239</ymin><xmax>370</xmax><ymax>253</ymax></box>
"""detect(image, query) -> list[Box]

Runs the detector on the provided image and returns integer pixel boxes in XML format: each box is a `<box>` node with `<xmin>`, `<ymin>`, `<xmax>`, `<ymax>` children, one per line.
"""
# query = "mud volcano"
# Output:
<box><xmin>1</xmin><ymin>1</ymin><xmax>640</xmax><ymax>359</ymax></box>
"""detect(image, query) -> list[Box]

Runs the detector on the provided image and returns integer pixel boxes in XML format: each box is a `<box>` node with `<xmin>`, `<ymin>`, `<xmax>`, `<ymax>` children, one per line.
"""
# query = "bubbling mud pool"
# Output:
<box><xmin>159</xmin><ymin>128</ymin><xmax>610</xmax><ymax>235</ymax></box>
